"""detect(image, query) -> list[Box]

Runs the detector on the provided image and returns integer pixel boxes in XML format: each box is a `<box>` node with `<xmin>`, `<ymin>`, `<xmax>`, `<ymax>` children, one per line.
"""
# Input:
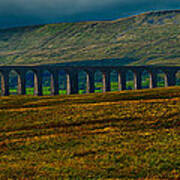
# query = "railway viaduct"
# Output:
<box><xmin>0</xmin><ymin>65</ymin><xmax>180</xmax><ymax>96</ymax></box>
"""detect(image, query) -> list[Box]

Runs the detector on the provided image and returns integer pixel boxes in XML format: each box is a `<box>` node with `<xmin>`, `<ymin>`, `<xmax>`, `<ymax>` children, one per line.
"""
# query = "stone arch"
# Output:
<box><xmin>78</xmin><ymin>70</ymin><xmax>87</xmax><ymax>94</ymax></box>
<box><xmin>101</xmin><ymin>70</ymin><xmax>111</xmax><ymax>93</ymax></box>
<box><xmin>42</xmin><ymin>69</ymin><xmax>52</xmax><ymax>95</ymax></box>
<box><xmin>85</xmin><ymin>70</ymin><xmax>95</xmax><ymax>93</ymax></box>
<box><xmin>94</xmin><ymin>70</ymin><xmax>103</xmax><ymax>93</ymax></box>
<box><xmin>65</xmin><ymin>69</ymin><xmax>79</xmax><ymax>95</ymax></box>
<box><xmin>141</xmin><ymin>69</ymin><xmax>150</xmax><ymax>89</ymax></box>
<box><xmin>0</xmin><ymin>70</ymin><xmax>9</xmax><ymax>96</ymax></box>
<box><xmin>126</xmin><ymin>69</ymin><xmax>134</xmax><ymax>90</ymax></box>
<box><xmin>25</xmin><ymin>70</ymin><xmax>35</xmax><ymax>95</ymax></box>
<box><xmin>156</xmin><ymin>69</ymin><xmax>166</xmax><ymax>87</ymax></box>
<box><xmin>110</xmin><ymin>70</ymin><xmax>118</xmax><ymax>92</ymax></box>
<box><xmin>9</xmin><ymin>69</ymin><xmax>19</xmax><ymax>95</ymax></box>
<box><xmin>117</xmin><ymin>69</ymin><xmax>126</xmax><ymax>91</ymax></box>
<box><xmin>58</xmin><ymin>69</ymin><xmax>67</xmax><ymax>95</ymax></box>
<box><xmin>25</xmin><ymin>69</ymin><xmax>35</xmax><ymax>95</ymax></box>
<box><xmin>163</xmin><ymin>69</ymin><xmax>177</xmax><ymax>87</ymax></box>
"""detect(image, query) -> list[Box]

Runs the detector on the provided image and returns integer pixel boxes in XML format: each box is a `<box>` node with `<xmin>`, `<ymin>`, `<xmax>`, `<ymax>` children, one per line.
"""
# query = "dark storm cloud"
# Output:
<box><xmin>0</xmin><ymin>0</ymin><xmax>180</xmax><ymax>28</ymax></box>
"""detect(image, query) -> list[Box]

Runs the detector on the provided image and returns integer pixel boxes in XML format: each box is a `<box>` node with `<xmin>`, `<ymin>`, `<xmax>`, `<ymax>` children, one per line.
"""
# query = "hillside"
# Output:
<box><xmin>0</xmin><ymin>87</ymin><xmax>180</xmax><ymax>178</ymax></box>
<box><xmin>0</xmin><ymin>10</ymin><xmax>180</xmax><ymax>65</ymax></box>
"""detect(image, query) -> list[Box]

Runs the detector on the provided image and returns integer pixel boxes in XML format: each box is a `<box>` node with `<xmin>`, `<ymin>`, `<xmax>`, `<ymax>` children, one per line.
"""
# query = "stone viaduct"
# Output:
<box><xmin>0</xmin><ymin>65</ymin><xmax>180</xmax><ymax>96</ymax></box>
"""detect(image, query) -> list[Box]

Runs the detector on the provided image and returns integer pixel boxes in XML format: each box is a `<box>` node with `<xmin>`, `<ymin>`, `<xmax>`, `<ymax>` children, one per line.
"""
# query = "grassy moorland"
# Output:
<box><xmin>0</xmin><ymin>87</ymin><xmax>180</xmax><ymax>178</ymax></box>
<box><xmin>0</xmin><ymin>10</ymin><xmax>180</xmax><ymax>65</ymax></box>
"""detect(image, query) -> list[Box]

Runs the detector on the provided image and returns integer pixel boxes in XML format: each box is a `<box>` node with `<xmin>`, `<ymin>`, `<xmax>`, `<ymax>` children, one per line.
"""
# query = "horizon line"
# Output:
<box><xmin>1</xmin><ymin>8</ymin><xmax>180</xmax><ymax>31</ymax></box>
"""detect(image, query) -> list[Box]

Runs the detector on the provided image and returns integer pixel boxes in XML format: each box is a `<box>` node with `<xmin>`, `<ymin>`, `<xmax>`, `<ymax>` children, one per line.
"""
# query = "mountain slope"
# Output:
<box><xmin>0</xmin><ymin>10</ymin><xmax>180</xmax><ymax>65</ymax></box>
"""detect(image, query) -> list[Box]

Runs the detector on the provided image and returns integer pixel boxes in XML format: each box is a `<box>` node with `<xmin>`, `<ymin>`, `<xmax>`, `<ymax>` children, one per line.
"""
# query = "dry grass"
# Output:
<box><xmin>0</xmin><ymin>87</ymin><xmax>180</xmax><ymax>178</ymax></box>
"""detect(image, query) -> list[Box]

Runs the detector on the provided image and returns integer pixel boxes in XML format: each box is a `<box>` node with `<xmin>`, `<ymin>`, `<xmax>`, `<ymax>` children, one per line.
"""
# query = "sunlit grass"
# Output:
<box><xmin>0</xmin><ymin>86</ymin><xmax>180</xmax><ymax>178</ymax></box>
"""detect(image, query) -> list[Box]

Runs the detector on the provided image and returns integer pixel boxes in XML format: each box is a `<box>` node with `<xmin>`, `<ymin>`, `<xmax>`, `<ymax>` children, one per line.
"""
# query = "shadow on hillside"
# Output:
<box><xmin>52</xmin><ymin>58</ymin><xmax>138</xmax><ymax>67</ymax></box>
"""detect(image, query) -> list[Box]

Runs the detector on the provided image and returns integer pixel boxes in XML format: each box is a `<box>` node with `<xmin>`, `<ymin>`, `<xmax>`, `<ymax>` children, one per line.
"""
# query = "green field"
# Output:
<box><xmin>0</xmin><ymin>87</ymin><xmax>180</xmax><ymax>178</ymax></box>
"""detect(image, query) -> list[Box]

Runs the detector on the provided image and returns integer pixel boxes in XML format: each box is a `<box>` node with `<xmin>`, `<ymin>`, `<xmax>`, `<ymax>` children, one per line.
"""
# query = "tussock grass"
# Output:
<box><xmin>0</xmin><ymin>87</ymin><xmax>180</xmax><ymax>178</ymax></box>
<box><xmin>0</xmin><ymin>10</ymin><xmax>180</xmax><ymax>65</ymax></box>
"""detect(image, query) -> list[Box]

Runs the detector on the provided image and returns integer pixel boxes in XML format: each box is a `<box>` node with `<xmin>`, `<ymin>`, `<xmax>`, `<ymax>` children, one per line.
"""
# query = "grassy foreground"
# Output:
<box><xmin>0</xmin><ymin>87</ymin><xmax>180</xmax><ymax>179</ymax></box>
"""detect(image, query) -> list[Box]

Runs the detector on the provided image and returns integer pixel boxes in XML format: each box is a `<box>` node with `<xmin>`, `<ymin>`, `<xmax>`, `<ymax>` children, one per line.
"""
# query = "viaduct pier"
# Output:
<box><xmin>0</xmin><ymin>65</ymin><xmax>180</xmax><ymax>96</ymax></box>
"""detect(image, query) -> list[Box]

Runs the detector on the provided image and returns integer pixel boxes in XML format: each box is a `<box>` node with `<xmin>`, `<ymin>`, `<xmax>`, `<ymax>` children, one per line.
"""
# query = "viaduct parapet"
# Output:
<box><xmin>0</xmin><ymin>65</ymin><xmax>180</xmax><ymax>96</ymax></box>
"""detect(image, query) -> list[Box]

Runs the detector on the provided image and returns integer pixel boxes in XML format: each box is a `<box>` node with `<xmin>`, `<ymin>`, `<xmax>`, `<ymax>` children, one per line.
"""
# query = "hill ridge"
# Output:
<box><xmin>0</xmin><ymin>9</ymin><xmax>180</xmax><ymax>66</ymax></box>
<box><xmin>1</xmin><ymin>9</ymin><xmax>180</xmax><ymax>31</ymax></box>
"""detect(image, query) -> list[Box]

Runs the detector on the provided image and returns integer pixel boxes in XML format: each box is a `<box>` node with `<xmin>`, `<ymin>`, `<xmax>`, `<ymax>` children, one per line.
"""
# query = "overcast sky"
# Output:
<box><xmin>1</xmin><ymin>0</ymin><xmax>180</xmax><ymax>28</ymax></box>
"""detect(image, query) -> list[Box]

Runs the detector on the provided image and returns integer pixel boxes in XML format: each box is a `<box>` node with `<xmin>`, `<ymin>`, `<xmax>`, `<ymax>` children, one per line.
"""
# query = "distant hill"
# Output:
<box><xmin>0</xmin><ymin>10</ymin><xmax>180</xmax><ymax>66</ymax></box>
